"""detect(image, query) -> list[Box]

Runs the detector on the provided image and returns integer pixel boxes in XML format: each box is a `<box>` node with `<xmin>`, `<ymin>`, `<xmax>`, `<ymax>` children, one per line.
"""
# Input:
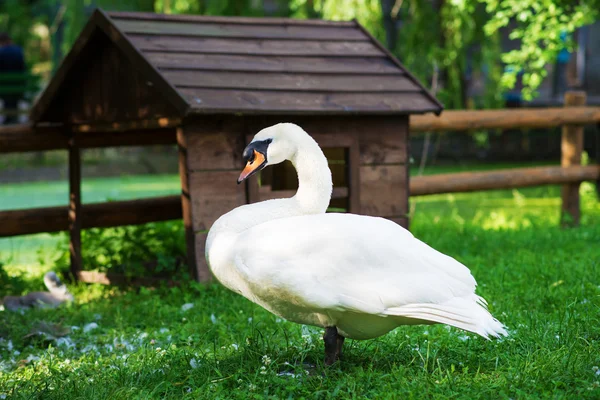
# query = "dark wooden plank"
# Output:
<box><xmin>253</xmin><ymin>186</ymin><xmax>348</xmax><ymax>201</ymax></box>
<box><xmin>94</xmin><ymin>10</ymin><xmax>189</xmax><ymax>116</ymax></box>
<box><xmin>360</xmin><ymin>165</ymin><xmax>408</xmax><ymax>217</ymax></box>
<box><xmin>597</xmin><ymin>123</ymin><xmax>600</xmax><ymax>200</ymax></box>
<box><xmin>411</xmin><ymin>107</ymin><xmax>600</xmax><ymax>132</ymax></box>
<box><xmin>34</xmin><ymin>11</ymin><xmax>187</xmax><ymax>124</ymax></box>
<box><xmin>38</xmin><ymin>26</ymin><xmax>182</xmax><ymax>124</ymax></box>
<box><xmin>76</xmin><ymin>127</ymin><xmax>177</xmax><ymax>147</ymax></box>
<box><xmin>0</xmin><ymin>124</ymin><xmax>177</xmax><ymax>153</ymax></box>
<box><xmin>0</xmin><ymin>124</ymin><xmax>67</xmax><ymax>153</ymax></box>
<box><xmin>78</xmin><ymin>271</ymin><xmax>180</xmax><ymax>287</ymax></box>
<box><xmin>129</xmin><ymin>35</ymin><xmax>383</xmax><ymax>56</ymax></box>
<box><xmin>194</xmin><ymin>232</ymin><xmax>211</xmax><ymax>283</ymax></box>
<box><xmin>185</xmin><ymin>124</ymin><xmax>245</xmax><ymax>171</ymax></box>
<box><xmin>68</xmin><ymin>138</ymin><xmax>82</xmax><ymax>281</ymax></box>
<box><xmin>113</xmin><ymin>19</ymin><xmax>366</xmax><ymax>41</ymax></box>
<box><xmin>30</xmin><ymin>11</ymin><xmax>103</xmax><ymax>122</ymax></box>
<box><xmin>247</xmin><ymin>131</ymin><xmax>356</xmax><ymax>149</ymax></box>
<box><xmin>348</xmin><ymin>132</ymin><xmax>361</xmax><ymax>213</ymax></box>
<box><xmin>0</xmin><ymin>196</ymin><xmax>182</xmax><ymax>237</ymax></box>
<box><xmin>178</xmin><ymin>128</ymin><xmax>204</xmax><ymax>282</ymax></box>
<box><xmin>358</xmin><ymin>117</ymin><xmax>408</xmax><ymax>164</ymax></box>
<box><xmin>150</xmin><ymin>53</ymin><xmax>399</xmax><ymax>74</ymax></box>
<box><xmin>181</xmin><ymin>89</ymin><xmax>435</xmax><ymax>114</ymax></box>
<box><xmin>189</xmin><ymin>170</ymin><xmax>247</xmax><ymax>232</ymax></box>
<box><xmin>164</xmin><ymin>70</ymin><xmax>416</xmax><ymax>92</ymax></box>
<box><xmin>109</xmin><ymin>11</ymin><xmax>357</xmax><ymax>27</ymax></box>
<box><xmin>82</xmin><ymin>196</ymin><xmax>181</xmax><ymax>228</ymax></box>
<box><xmin>410</xmin><ymin>165</ymin><xmax>600</xmax><ymax>196</ymax></box>
<box><xmin>72</xmin><ymin>118</ymin><xmax>180</xmax><ymax>132</ymax></box>
<box><xmin>561</xmin><ymin>91</ymin><xmax>587</xmax><ymax>227</ymax></box>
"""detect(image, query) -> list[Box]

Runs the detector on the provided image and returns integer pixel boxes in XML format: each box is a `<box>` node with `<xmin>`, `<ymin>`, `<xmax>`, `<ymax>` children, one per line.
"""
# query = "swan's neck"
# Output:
<box><xmin>209</xmin><ymin>137</ymin><xmax>332</xmax><ymax>238</ymax></box>
<box><xmin>289</xmin><ymin>141</ymin><xmax>332</xmax><ymax>215</ymax></box>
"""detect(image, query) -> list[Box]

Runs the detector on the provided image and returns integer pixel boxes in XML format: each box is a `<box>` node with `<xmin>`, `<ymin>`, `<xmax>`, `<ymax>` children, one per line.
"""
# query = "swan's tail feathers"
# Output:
<box><xmin>384</xmin><ymin>295</ymin><xmax>508</xmax><ymax>339</ymax></box>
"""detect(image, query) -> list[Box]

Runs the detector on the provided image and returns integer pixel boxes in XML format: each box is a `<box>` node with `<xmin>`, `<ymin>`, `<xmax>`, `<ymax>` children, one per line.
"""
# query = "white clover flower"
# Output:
<box><xmin>261</xmin><ymin>355</ymin><xmax>272</xmax><ymax>366</ymax></box>
<box><xmin>83</xmin><ymin>322</ymin><xmax>99</xmax><ymax>333</ymax></box>
<box><xmin>190</xmin><ymin>358</ymin><xmax>199</xmax><ymax>369</ymax></box>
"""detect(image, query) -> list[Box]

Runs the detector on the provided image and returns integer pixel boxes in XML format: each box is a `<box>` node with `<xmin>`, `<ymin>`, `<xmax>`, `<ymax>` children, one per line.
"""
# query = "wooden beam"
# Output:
<box><xmin>410</xmin><ymin>107</ymin><xmax>600</xmax><ymax>133</ymax></box>
<box><xmin>254</xmin><ymin>186</ymin><xmax>348</xmax><ymax>201</ymax></box>
<box><xmin>0</xmin><ymin>124</ymin><xmax>68</xmax><ymax>152</ymax></box>
<box><xmin>68</xmin><ymin>137</ymin><xmax>82</xmax><ymax>281</ymax></box>
<box><xmin>78</xmin><ymin>271</ymin><xmax>179</xmax><ymax>287</ymax></box>
<box><xmin>561</xmin><ymin>92</ymin><xmax>587</xmax><ymax>227</ymax></box>
<box><xmin>597</xmin><ymin>123</ymin><xmax>600</xmax><ymax>200</ymax></box>
<box><xmin>71</xmin><ymin>118</ymin><xmax>180</xmax><ymax>133</ymax></box>
<box><xmin>410</xmin><ymin>165</ymin><xmax>600</xmax><ymax>196</ymax></box>
<box><xmin>0</xmin><ymin>196</ymin><xmax>182</xmax><ymax>237</ymax></box>
<box><xmin>176</xmin><ymin>127</ymin><xmax>207</xmax><ymax>282</ymax></box>
<box><xmin>0</xmin><ymin>124</ymin><xmax>177</xmax><ymax>153</ymax></box>
<box><xmin>347</xmin><ymin>133</ymin><xmax>361</xmax><ymax>213</ymax></box>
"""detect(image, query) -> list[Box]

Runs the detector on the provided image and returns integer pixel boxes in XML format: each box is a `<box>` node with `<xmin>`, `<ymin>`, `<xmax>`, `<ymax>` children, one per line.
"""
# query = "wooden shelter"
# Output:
<box><xmin>30</xmin><ymin>9</ymin><xmax>442</xmax><ymax>282</ymax></box>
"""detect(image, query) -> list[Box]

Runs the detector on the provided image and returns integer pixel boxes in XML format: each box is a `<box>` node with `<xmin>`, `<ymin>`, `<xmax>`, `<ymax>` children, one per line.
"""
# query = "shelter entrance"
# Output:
<box><xmin>245</xmin><ymin>130</ymin><xmax>359</xmax><ymax>213</ymax></box>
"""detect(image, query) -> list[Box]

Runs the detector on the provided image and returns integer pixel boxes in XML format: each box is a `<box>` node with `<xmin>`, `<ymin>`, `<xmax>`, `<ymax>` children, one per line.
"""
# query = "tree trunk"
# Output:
<box><xmin>380</xmin><ymin>0</ymin><xmax>398</xmax><ymax>51</ymax></box>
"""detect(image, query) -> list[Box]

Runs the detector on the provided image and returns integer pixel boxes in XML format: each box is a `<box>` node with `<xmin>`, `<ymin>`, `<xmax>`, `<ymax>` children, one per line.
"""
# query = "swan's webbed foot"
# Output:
<box><xmin>323</xmin><ymin>326</ymin><xmax>345</xmax><ymax>366</ymax></box>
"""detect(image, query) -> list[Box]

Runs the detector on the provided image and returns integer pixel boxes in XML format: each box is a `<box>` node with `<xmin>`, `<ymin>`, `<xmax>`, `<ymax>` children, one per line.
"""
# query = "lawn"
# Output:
<box><xmin>1</xmin><ymin>171</ymin><xmax>599</xmax><ymax>399</ymax></box>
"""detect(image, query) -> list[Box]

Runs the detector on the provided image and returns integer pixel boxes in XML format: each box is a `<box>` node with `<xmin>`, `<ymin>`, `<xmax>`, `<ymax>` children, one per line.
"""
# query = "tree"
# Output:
<box><xmin>480</xmin><ymin>0</ymin><xmax>599</xmax><ymax>101</ymax></box>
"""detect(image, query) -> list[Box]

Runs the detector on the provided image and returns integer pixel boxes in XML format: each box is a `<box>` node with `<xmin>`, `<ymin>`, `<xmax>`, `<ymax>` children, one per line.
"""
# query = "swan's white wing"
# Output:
<box><xmin>234</xmin><ymin>213</ymin><xmax>477</xmax><ymax>315</ymax></box>
<box><xmin>233</xmin><ymin>213</ymin><xmax>506</xmax><ymax>338</ymax></box>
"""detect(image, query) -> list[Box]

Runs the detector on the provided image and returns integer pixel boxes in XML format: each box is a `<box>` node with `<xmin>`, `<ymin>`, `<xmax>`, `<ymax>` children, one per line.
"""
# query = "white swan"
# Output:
<box><xmin>206</xmin><ymin>123</ymin><xmax>507</xmax><ymax>365</ymax></box>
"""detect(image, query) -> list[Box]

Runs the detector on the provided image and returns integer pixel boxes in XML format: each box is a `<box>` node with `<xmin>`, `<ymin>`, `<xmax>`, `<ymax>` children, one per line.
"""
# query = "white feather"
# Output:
<box><xmin>206</xmin><ymin>123</ymin><xmax>507</xmax><ymax>341</ymax></box>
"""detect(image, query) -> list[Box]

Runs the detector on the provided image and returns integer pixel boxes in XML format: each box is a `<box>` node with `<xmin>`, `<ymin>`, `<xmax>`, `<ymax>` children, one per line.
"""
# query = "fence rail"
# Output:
<box><xmin>410</xmin><ymin>106</ymin><xmax>600</xmax><ymax>132</ymax></box>
<box><xmin>410</xmin><ymin>165</ymin><xmax>600</xmax><ymax>196</ymax></box>
<box><xmin>0</xmin><ymin>91</ymin><xmax>598</xmax><ymax>240</ymax></box>
<box><xmin>410</xmin><ymin>91</ymin><xmax>600</xmax><ymax>227</ymax></box>
<box><xmin>0</xmin><ymin>196</ymin><xmax>182</xmax><ymax>238</ymax></box>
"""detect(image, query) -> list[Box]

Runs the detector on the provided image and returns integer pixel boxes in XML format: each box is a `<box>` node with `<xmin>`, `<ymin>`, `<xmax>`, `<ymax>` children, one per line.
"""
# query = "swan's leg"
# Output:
<box><xmin>323</xmin><ymin>326</ymin><xmax>343</xmax><ymax>365</ymax></box>
<box><xmin>336</xmin><ymin>335</ymin><xmax>345</xmax><ymax>359</ymax></box>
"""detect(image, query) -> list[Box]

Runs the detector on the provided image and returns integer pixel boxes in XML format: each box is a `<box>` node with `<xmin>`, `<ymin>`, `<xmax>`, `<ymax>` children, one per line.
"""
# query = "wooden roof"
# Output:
<box><xmin>31</xmin><ymin>9</ymin><xmax>442</xmax><ymax>123</ymax></box>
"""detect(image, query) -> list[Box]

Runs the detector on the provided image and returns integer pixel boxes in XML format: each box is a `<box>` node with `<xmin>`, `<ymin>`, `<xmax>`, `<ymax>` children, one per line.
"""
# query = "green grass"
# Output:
<box><xmin>1</xmin><ymin>172</ymin><xmax>600</xmax><ymax>399</ymax></box>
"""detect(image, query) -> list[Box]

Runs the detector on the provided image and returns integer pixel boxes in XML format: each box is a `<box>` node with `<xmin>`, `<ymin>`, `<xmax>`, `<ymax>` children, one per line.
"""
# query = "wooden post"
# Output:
<box><xmin>68</xmin><ymin>136</ymin><xmax>82</xmax><ymax>280</ymax></box>
<box><xmin>596</xmin><ymin>123</ymin><xmax>600</xmax><ymax>200</ymax></box>
<box><xmin>177</xmin><ymin>127</ymin><xmax>203</xmax><ymax>281</ymax></box>
<box><xmin>347</xmin><ymin>132</ymin><xmax>361</xmax><ymax>214</ymax></box>
<box><xmin>561</xmin><ymin>91</ymin><xmax>586</xmax><ymax>227</ymax></box>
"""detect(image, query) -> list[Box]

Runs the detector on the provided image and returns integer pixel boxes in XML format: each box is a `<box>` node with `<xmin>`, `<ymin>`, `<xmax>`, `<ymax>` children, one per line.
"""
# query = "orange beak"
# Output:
<box><xmin>237</xmin><ymin>150</ymin><xmax>266</xmax><ymax>183</ymax></box>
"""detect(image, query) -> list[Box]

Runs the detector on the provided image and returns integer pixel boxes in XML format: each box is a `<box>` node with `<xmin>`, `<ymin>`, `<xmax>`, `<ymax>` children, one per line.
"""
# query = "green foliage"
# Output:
<box><xmin>290</xmin><ymin>0</ymin><xmax>384</xmax><ymax>40</ymax></box>
<box><xmin>395</xmin><ymin>0</ymin><xmax>504</xmax><ymax>109</ymax></box>
<box><xmin>1</xmin><ymin>0</ymin><xmax>599</xmax><ymax>106</ymax></box>
<box><xmin>481</xmin><ymin>0</ymin><xmax>600</xmax><ymax>100</ymax></box>
<box><xmin>50</xmin><ymin>221</ymin><xmax>187</xmax><ymax>278</ymax></box>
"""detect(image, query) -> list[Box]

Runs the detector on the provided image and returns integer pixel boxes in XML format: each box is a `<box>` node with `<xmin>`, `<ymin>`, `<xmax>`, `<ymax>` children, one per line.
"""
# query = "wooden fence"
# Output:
<box><xmin>0</xmin><ymin>91</ymin><xmax>599</xmax><ymax>241</ymax></box>
<box><xmin>410</xmin><ymin>91</ymin><xmax>600</xmax><ymax>227</ymax></box>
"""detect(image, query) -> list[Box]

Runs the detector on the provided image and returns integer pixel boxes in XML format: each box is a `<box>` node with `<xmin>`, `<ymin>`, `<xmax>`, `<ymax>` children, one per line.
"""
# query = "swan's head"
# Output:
<box><xmin>237</xmin><ymin>123</ymin><xmax>305</xmax><ymax>184</ymax></box>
